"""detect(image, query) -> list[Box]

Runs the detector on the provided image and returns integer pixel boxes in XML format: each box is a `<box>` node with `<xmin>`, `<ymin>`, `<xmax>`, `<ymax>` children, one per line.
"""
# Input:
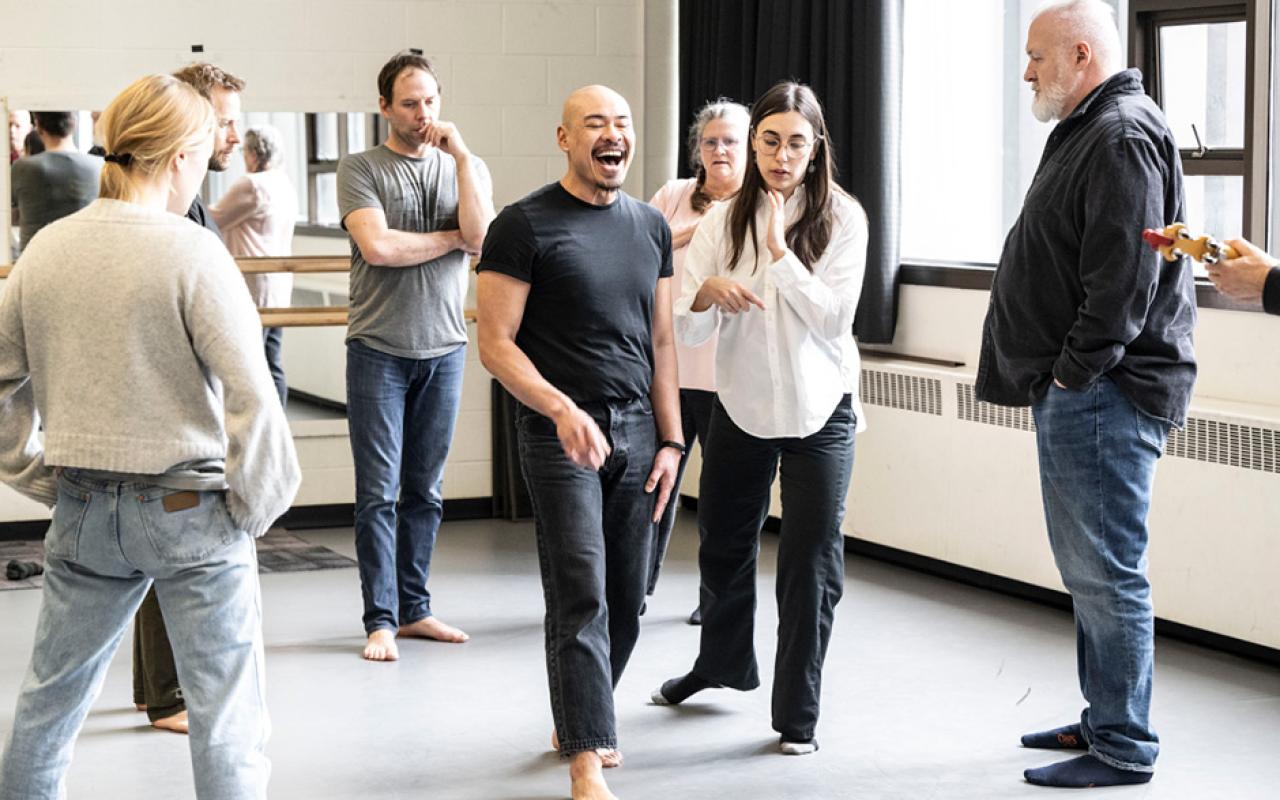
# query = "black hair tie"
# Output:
<box><xmin>104</xmin><ymin>152</ymin><xmax>132</xmax><ymax>166</ymax></box>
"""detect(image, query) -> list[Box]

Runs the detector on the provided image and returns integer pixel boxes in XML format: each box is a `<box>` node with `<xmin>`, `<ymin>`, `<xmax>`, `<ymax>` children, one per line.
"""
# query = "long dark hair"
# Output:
<box><xmin>686</xmin><ymin>98</ymin><xmax>750</xmax><ymax>214</ymax></box>
<box><xmin>726</xmin><ymin>81</ymin><xmax>840</xmax><ymax>273</ymax></box>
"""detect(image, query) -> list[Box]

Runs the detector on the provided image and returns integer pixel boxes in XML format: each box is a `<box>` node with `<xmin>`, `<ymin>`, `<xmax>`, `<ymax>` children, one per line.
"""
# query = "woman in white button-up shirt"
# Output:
<box><xmin>653</xmin><ymin>81</ymin><xmax>868</xmax><ymax>756</ymax></box>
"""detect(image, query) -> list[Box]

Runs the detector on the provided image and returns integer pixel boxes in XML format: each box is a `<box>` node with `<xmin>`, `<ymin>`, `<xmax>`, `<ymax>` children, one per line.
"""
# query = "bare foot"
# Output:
<box><xmin>553</xmin><ymin>729</ymin><xmax>621</xmax><ymax>768</ymax></box>
<box><xmin>569</xmin><ymin>751</ymin><xmax>618</xmax><ymax>800</ymax></box>
<box><xmin>363</xmin><ymin>629</ymin><xmax>400</xmax><ymax>661</ymax></box>
<box><xmin>152</xmin><ymin>710</ymin><xmax>189</xmax><ymax>735</ymax></box>
<box><xmin>398</xmin><ymin>615</ymin><xmax>469</xmax><ymax>643</ymax></box>
<box><xmin>134</xmin><ymin>703</ymin><xmax>147</xmax><ymax>712</ymax></box>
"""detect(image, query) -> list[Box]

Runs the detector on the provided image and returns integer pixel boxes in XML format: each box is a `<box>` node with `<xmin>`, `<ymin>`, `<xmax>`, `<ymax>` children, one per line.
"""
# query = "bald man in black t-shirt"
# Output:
<box><xmin>476</xmin><ymin>85</ymin><xmax>680</xmax><ymax>800</ymax></box>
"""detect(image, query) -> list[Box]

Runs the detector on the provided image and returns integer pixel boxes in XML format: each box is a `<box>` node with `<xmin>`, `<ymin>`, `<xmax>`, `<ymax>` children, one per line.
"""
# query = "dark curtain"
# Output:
<box><xmin>678</xmin><ymin>0</ymin><xmax>902</xmax><ymax>343</ymax></box>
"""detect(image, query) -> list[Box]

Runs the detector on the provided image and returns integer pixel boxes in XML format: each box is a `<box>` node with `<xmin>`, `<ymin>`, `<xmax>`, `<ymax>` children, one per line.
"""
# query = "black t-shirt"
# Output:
<box><xmin>477</xmin><ymin>182</ymin><xmax>673</xmax><ymax>404</ymax></box>
<box><xmin>186</xmin><ymin>194</ymin><xmax>223</xmax><ymax>241</ymax></box>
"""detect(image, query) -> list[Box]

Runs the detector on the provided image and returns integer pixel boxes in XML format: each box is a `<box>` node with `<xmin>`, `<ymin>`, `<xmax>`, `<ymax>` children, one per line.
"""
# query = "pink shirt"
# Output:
<box><xmin>649</xmin><ymin>178</ymin><xmax>718</xmax><ymax>392</ymax></box>
<box><xmin>209</xmin><ymin>169</ymin><xmax>298</xmax><ymax>308</ymax></box>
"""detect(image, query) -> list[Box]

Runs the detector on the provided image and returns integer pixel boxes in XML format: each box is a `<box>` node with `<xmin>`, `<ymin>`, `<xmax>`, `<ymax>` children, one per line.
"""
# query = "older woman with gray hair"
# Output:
<box><xmin>646</xmin><ymin>98</ymin><xmax>750</xmax><ymax>622</ymax></box>
<box><xmin>210</xmin><ymin>124</ymin><xmax>298</xmax><ymax>407</ymax></box>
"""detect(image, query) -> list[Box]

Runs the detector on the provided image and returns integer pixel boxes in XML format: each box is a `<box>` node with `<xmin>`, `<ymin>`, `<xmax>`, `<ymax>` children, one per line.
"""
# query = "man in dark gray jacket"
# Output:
<box><xmin>976</xmin><ymin>0</ymin><xmax>1195</xmax><ymax>789</ymax></box>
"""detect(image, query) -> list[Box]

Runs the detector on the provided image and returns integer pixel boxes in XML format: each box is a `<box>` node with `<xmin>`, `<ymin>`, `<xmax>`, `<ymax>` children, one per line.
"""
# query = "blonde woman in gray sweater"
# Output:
<box><xmin>0</xmin><ymin>74</ymin><xmax>300</xmax><ymax>800</ymax></box>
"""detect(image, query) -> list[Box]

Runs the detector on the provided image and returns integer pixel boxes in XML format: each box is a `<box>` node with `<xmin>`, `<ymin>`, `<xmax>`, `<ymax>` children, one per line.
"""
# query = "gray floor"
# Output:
<box><xmin>0</xmin><ymin>513</ymin><xmax>1277</xmax><ymax>799</ymax></box>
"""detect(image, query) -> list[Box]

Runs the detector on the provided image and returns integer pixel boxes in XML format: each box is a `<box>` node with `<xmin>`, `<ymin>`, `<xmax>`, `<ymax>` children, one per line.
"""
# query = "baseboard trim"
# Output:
<box><xmin>288</xmin><ymin>390</ymin><xmax>347</xmax><ymax>415</ymax></box>
<box><xmin>677</xmin><ymin>495</ymin><xmax>1280</xmax><ymax>667</ymax></box>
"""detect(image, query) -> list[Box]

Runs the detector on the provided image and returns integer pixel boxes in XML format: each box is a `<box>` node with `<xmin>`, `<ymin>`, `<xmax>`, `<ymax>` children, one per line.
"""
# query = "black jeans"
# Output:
<box><xmin>647</xmin><ymin>388</ymin><xmax>715</xmax><ymax>595</ymax></box>
<box><xmin>692</xmin><ymin>395</ymin><xmax>855</xmax><ymax>741</ymax></box>
<box><xmin>263</xmin><ymin>327</ymin><xmax>287</xmax><ymax>409</ymax></box>
<box><xmin>516</xmin><ymin>397</ymin><xmax>657</xmax><ymax>755</ymax></box>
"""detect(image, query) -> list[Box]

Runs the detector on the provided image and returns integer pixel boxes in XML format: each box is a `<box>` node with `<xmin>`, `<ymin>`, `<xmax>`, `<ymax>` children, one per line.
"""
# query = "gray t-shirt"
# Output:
<box><xmin>12</xmin><ymin>151</ymin><xmax>102</xmax><ymax>253</ymax></box>
<box><xmin>336</xmin><ymin>144</ymin><xmax>491</xmax><ymax>359</ymax></box>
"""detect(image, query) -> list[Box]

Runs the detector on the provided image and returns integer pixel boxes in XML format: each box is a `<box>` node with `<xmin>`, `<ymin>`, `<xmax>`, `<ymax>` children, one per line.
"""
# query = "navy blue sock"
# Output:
<box><xmin>1025</xmin><ymin>755</ymin><xmax>1153</xmax><ymax>788</ymax></box>
<box><xmin>1021</xmin><ymin>723</ymin><xmax>1086</xmax><ymax>750</ymax></box>
<box><xmin>656</xmin><ymin>672</ymin><xmax>716</xmax><ymax>704</ymax></box>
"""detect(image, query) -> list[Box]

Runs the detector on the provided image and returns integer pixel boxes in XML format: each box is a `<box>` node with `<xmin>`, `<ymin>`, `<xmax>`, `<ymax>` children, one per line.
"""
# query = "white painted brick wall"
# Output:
<box><xmin>0</xmin><ymin>0</ymin><xmax>650</xmax><ymax>208</ymax></box>
<box><xmin>0</xmin><ymin>0</ymin><xmax>676</xmax><ymax>515</ymax></box>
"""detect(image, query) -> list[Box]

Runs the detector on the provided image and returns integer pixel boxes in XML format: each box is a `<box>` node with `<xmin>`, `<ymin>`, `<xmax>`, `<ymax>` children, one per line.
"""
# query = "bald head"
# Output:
<box><xmin>1031</xmin><ymin>0</ymin><xmax>1122</xmax><ymax>75</ymax></box>
<box><xmin>562</xmin><ymin>84</ymin><xmax>631</xmax><ymax>129</ymax></box>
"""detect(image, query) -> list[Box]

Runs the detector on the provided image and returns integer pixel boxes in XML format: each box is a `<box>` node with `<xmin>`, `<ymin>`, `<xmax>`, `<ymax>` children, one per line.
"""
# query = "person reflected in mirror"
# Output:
<box><xmin>10</xmin><ymin>112</ymin><xmax>101</xmax><ymax>255</ymax></box>
<box><xmin>210</xmin><ymin>125</ymin><xmax>298</xmax><ymax>407</ymax></box>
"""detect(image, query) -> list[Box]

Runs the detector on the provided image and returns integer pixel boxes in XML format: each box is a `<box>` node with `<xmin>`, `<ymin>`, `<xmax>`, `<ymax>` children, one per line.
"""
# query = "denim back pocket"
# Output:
<box><xmin>45</xmin><ymin>485</ymin><xmax>92</xmax><ymax>562</ymax></box>
<box><xmin>137</xmin><ymin>490</ymin><xmax>239</xmax><ymax>565</ymax></box>
<box><xmin>1134</xmin><ymin>409</ymin><xmax>1171</xmax><ymax>456</ymax></box>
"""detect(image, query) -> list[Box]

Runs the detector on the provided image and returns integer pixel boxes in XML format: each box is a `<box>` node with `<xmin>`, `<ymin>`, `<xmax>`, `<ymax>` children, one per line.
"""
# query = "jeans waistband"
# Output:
<box><xmin>59</xmin><ymin>468</ymin><xmax>178</xmax><ymax>499</ymax></box>
<box><xmin>516</xmin><ymin>395</ymin><xmax>651</xmax><ymax>422</ymax></box>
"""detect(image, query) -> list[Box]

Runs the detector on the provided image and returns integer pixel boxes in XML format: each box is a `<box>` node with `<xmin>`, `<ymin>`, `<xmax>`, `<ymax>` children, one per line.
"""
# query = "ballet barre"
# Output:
<box><xmin>0</xmin><ymin>256</ymin><xmax>475</xmax><ymax>327</ymax></box>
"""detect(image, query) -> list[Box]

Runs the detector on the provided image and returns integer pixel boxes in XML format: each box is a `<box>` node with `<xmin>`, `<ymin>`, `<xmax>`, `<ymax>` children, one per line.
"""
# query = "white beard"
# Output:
<box><xmin>1031</xmin><ymin>79</ymin><xmax>1071</xmax><ymax>123</ymax></box>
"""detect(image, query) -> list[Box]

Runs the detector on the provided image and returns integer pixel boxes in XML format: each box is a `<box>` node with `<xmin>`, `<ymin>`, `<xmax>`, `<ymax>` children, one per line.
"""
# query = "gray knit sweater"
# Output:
<box><xmin>0</xmin><ymin>199</ymin><xmax>300</xmax><ymax>537</ymax></box>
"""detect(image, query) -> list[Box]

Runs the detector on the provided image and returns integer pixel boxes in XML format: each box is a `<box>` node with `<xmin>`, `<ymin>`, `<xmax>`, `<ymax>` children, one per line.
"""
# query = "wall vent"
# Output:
<box><xmin>956</xmin><ymin>383</ymin><xmax>1036</xmax><ymax>432</ymax></box>
<box><xmin>1169</xmin><ymin>417</ymin><xmax>1280</xmax><ymax>473</ymax></box>
<box><xmin>860</xmin><ymin>369</ymin><xmax>942</xmax><ymax>415</ymax></box>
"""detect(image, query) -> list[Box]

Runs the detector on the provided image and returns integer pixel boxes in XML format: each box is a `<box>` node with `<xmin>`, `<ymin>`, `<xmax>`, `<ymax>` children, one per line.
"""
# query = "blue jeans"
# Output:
<box><xmin>1032</xmin><ymin>377</ymin><xmax>1170</xmax><ymax>772</ymax></box>
<box><xmin>692</xmin><ymin>396</ymin><xmax>855</xmax><ymax>742</ymax></box>
<box><xmin>263</xmin><ymin>327</ymin><xmax>286</xmax><ymax>410</ymax></box>
<box><xmin>515</xmin><ymin>397</ymin><xmax>657</xmax><ymax>756</ymax></box>
<box><xmin>346</xmin><ymin>339</ymin><xmax>466</xmax><ymax>634</ymax></box>
<box><xmin>0</xmin><ymin>471</ymin><xmax>269</xmax><ymax>800</ymax></box>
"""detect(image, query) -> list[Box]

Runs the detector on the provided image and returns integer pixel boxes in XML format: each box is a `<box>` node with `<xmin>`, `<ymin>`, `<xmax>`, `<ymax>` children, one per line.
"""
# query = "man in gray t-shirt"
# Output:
<box><xmin>336</xmin><ymin>51</ymin><xmax>494</xmax><ymax>663</ymax></box>
<box><xmin>11</xmin><ymin>112</ymin><xmax>101</xmax><ymax>254</ymax></box>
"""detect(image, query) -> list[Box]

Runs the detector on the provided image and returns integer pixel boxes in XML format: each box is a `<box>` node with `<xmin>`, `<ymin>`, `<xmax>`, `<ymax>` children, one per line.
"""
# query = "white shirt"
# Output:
<box><xmin>675</xmin><ymin>189</ymin><xmax>869</xmax><ymax>439</ymax></box>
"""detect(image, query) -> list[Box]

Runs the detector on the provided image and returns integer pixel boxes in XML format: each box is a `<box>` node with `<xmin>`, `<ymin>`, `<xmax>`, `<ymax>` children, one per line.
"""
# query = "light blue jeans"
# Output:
<box><xmin>1032</xmin><ymin>377</ymin><xmax>1171</xmax><ymax>772</ymax></box>
<box><xmin>0</xmin><ymin>470</ymin><xmax>269</xmax><ymax>800</ymax></box>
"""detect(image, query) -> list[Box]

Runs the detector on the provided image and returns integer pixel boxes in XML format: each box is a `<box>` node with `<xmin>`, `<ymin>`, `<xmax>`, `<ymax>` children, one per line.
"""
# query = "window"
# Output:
<box><xmin>900</xmin><ymin>0</ymin><xmax>1127</xmax><ymax>265</ymax></box>
<box><xmin>1133</xmin><ymin>2</ymin><xmax>1254</xmax><ymax>273</ymax></box>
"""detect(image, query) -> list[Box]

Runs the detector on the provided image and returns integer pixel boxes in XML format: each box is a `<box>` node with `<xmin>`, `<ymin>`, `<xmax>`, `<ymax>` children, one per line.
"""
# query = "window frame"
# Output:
<box><xmin>901</xmin><ymin>0</ymin><xmax>1274</xmax><ymax>314</ymax></box>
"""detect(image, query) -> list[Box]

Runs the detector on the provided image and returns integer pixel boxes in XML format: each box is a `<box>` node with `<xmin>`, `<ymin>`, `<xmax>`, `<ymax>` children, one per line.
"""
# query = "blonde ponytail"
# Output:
<box><xmin>98</xmin><ymin>74</ymin><xmax>215</xmax><ymax>201</ymax></box>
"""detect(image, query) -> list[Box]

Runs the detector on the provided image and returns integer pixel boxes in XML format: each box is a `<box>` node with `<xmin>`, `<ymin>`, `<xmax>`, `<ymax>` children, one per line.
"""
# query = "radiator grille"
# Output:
<box><xmin>953</xmin><ymin>382</ymin><xmax>1279</xmax><ymax>473</ymax></box>
<box><xmin>1168</xmin><ymin>417</ymin><xmax>1280</xmax><ymax>473</ymax></box>
<box><xmin>860</xmin><ymin>369</ymin><xmax>942</xmax><ymax>415</ymax></box>
<box><xmin>955</xmin><ymin>383</ymin><xmax>1036</xmax><ymax>432</ymax></box>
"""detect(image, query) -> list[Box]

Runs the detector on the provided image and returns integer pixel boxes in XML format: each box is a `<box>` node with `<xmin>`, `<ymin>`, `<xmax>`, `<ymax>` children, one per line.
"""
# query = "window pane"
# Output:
<box><xmin>901</xmin><ymin>0</ymin><xmax>1125</xmax><ymax>264</ymax></box>
<box><xmin>315</xmin><ymin>172</ymin><xmax>340</xmax><ymax>226</ymax></box>
<box><xmin>1182</xmin><ymin>174</ymin><xmax>1244</xmax><ymax>277</ymax></box>
<box><xmin>346</xmin><ymin>113</ymin><xmax>367</xmax><ymax>155</ymax></box>
<box><xmin>314</xmin><ymin>112</ymin><xmax>339</xmax><ymax>161</ymax></box>
<box><xmin>1160</xmin><ymin>21</ymin><xmax>1246</xmax><ymax>151</ymax></box>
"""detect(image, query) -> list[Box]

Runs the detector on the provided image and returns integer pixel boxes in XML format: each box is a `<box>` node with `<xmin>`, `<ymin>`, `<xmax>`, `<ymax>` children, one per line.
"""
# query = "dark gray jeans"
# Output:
<box><xmin>647</xmin><ymin>388</ymin><xmax>715</xmax><ymax>595</ymax></box>
<box><xmin>516</xmin><ymin>397</ymin><xmax>657</xmax><ymax>756</ymax></box>
<box><xmin>692</xmin><ymin>395</ymin><xmax>855</xmax><ymax>742</ymax></box>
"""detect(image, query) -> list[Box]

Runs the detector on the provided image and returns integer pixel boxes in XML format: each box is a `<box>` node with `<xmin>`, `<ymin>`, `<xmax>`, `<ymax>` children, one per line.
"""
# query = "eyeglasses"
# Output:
<box><xmin>754</xmin><ymin>132</ymin><xmax>821</xmax><ymax>158</ymax></box>
<box><xmin>699</xmin><ymin>137</ymin><xmax>741</xmax><ymax>152</ymax></box>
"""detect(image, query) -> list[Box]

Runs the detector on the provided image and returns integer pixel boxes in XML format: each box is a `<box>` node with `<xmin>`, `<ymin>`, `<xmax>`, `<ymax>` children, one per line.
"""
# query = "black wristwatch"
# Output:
<box><xmin>659</xmin><ymin>440</ymin><xmax>688</xmax><ymax>455</ymax></box>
